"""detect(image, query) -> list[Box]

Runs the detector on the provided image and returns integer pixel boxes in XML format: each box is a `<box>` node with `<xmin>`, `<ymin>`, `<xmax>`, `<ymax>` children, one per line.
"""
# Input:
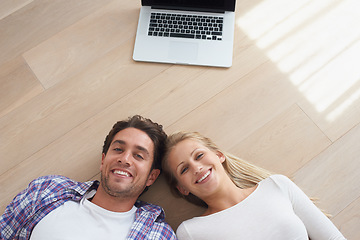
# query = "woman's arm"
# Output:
<box><xmin>276</xmin><ymin>175</ymin><xmax>346</xmax><ymax>240</ymax></box>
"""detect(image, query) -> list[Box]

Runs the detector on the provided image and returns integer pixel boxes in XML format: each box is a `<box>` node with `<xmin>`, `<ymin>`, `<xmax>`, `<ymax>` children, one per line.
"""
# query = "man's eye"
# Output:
<box><xmin>114</xmin><ymin>148</ymin><xmax>123</xmax><ymax>152</ymax></box>
<box><xmin>135</xmin><ymin>154</ymin><xmax>144</xmax><ymax>160</ymax></box>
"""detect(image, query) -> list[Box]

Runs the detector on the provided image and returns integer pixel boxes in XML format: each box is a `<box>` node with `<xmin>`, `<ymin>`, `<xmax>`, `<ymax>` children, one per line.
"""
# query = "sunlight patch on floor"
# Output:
<box><xmin>236</xmin><ymin>0</ymin><xmax>360</xmax><ymax>122</ymax></box>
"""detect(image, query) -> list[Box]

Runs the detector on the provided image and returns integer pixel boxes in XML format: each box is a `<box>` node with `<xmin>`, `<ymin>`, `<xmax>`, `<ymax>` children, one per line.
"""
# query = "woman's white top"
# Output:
<box><xmin>176</xmin><ymin>175</ymin><xmax>346</xmax><ymax>240</ymax></box>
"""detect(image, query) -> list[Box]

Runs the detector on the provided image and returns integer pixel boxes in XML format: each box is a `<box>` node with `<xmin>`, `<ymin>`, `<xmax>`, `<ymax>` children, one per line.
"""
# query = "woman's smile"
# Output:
<box><xmin>195</xmin><ymin>169</ymin><xmax>212</xmax><ymax>184</ymax></box>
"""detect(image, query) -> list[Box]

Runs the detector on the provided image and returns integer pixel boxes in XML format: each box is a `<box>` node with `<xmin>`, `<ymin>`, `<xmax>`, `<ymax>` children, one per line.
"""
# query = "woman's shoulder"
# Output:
<box><xmin>266</xmin><ymin>174</ymin><xmax>292</xmax><ymax>182</ymax></box>
<box><xmin>261</xmin><ymin>174</ymin><xmax>298</xmax><ymax>194</ymax></box>
<box><xmin>176</xmin><ymin>221</ymin><xmax>193</xmax><ymax>240</ymax></box>
<box><xmin>176</xmin><ymin>214</ymin><xmax>226</xmax><ymax>240</ymax></box>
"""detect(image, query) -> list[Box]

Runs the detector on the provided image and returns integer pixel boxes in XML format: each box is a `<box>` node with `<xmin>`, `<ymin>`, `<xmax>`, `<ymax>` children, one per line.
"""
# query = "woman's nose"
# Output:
<box><xmin>193</xmin><ymin>163</ymin><xmax>203</xmax><ymax>175</ymax></box>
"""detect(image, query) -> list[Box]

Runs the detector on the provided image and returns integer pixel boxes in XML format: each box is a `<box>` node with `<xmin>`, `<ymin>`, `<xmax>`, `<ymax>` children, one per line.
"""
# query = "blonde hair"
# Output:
<box><xmin>162</xmin><ymin>131</ymin><xmax>272</xmax><ymax>207</ymax></box>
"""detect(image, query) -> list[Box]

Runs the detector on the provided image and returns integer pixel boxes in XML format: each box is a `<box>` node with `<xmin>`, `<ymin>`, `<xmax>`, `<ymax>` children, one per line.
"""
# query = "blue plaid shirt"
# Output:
<box><xmin>0</xmin><ymin>175</ymin><xmax>176</xmax><ymax>240</ymax></box>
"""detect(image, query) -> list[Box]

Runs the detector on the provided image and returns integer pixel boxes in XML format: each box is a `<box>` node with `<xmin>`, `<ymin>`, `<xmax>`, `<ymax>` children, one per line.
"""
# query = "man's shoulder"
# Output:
<box><xmin>135</xmin><ymin>200</ymin><xmax>162</xmax><ymax>212</ymax></box>
<box><xmin>33</xmin><ymin>174</ymin><xmax>72</xmax><ymax>182</ymax></box>
<box><xmin>135</xmin><ymin>200</ymin><xmax>166</xmax><ymax>220</ymax></box>
<box><xmin>30</xmin><ymin>175</ymin><xmax>77</xmax><ymax>186</ymax></box>
<box><xmin>30</xmin><ymin>175</ymin><xmax>97</xmax><ymax>193</ymax></box>
<box><xmin>132</xmin><ymin>201</ymin><xmax>177</xmax><ymax>239</ymax></box>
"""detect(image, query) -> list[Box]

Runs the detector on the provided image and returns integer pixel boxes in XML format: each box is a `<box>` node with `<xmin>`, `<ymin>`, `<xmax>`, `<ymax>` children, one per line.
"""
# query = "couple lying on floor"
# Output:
<box><xmin>0</xmin><ymin>115</ymin><xmax>346</xmax><ymax>240</ymax></box>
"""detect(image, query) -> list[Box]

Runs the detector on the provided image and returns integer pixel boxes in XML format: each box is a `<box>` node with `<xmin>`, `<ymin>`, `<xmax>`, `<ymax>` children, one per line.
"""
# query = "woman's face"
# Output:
<box><xmin>167</xmin><ymin>139</ymin><xmax>226</xmax><ymax>199</ymax></box>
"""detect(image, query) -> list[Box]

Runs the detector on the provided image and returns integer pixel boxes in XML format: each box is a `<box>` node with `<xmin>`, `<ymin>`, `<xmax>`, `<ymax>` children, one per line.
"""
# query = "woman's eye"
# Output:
<box><xmin>180</xmin><ymin>167</ymin><xmax>188</xmax><ymax>175</ymax></box>
<box><xmin>196</xmin><ymin>153</ymin><xmax>204</xmax><ymax>160</ymax></box>
<box><xmin>114</xmin><ymin>148</ymin><xmax>123</xmax><ymax>152</ymax></box>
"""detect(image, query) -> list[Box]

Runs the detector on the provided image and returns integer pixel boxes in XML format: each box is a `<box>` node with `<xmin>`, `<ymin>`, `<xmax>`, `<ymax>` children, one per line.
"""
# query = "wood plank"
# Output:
<box><xmin>140</xmin><ymin>45</ymin><xmax>270</xmax><ymax>127</ymax></box>
<box><xmin>166</xmin><ymin>60</ymin><xmax>300</xmax><ymax>151</ymax></box>
<box><xmin>23</xmin><ymin>0</ymin><xmax>139</xmax><ymax>88</ymax></box>
<box><xmin>332</xmin><ymin>197</ymin><xmax>360</xmax><ymax>239</ymax></box>
<box><xmin>228</xmin><ymin>104</ymin><xmax>331</xmax><ymax>176</ymax></box>
<box><xmin>237</xmin><ymin>0</ymin><xmax>360</xmax><ymax>142</ymax></box>
<box><xmin>0</xmin><ymin>56</ymin><xmax>43</xmax><ymax>118</ymax></box>
<box><xmin>0</xmin><ymin>39</ymin><xmax>169</xmax><ymax>177</ymax></box>
<box><xmin>293</xmin><ymin>122</ymin><xmax>360</xmax><ymax>216</ymax></box>
<box><xmin>296</xmin><ymin>40</ymin><xmax>360</xmax><ymax>142</ymax></box>
<box><xmin>0</xmin><ymin>0</ymin><xmax>33</xmax><ymax>20</ymax></box>
<box><xmin>0</xmin><ymin>0</ymin><xmax>115</xmax><ymax>65</ymax></box>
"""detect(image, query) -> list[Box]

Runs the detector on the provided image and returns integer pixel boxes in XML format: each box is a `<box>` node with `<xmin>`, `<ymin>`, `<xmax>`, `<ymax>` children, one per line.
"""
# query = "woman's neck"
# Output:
<box><xmin>202</xmin><ymin>180</ymin><xmax>257</xmax><ymax>216</ymax></box>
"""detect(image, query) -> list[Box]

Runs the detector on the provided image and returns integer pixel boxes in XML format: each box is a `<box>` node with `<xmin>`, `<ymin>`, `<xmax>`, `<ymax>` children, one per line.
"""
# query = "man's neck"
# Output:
<box><xmin>90</xmin><ymin>186</ymin><xmax>138</xmax><ymax>212</ymax></box>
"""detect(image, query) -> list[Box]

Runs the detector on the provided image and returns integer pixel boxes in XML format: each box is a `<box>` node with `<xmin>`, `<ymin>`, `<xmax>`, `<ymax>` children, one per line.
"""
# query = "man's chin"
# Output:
<box><xmin>101</xmin><ymin>178</ymin><xmax>144</xmax><ymax>199</ymax></box>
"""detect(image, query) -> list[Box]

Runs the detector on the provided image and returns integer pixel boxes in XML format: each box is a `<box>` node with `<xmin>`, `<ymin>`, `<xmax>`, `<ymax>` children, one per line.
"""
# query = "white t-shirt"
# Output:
<box><xmin>30</xmin><ymin>190</ymin><xmax>137</xmax><ymax>240</ymax></box>
<box><xmin>176</xmin><ymin>175</ymin><xmax>346</xmax><ymax>240</ymax></box>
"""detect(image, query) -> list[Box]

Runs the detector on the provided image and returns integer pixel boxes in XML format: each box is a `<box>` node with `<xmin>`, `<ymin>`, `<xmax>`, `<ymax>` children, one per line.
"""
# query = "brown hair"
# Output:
<box><xmin>103</xmin><ymin>115</ymin><xmax>167</xmax><ymax>171</ymax></box>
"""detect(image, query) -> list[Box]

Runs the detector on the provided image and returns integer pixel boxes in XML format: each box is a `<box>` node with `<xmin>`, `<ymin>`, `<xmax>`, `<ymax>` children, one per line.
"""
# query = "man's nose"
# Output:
<box><xmin>118</xmin><ymin>151</ymin><xmax>131</xmax><ymax>166</ymax></box>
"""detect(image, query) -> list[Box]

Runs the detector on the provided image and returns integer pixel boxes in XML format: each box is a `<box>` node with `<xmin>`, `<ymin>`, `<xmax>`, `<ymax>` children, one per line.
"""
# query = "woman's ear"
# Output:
<box><xmin>216</xmin><ymin>151</ymin><xmax>226</xmax><ymax>163</ymax></box>
<box><xmin>176</xmin><ymin>185</ymin><xmax>190</xmax><ymax>195</ymax></box>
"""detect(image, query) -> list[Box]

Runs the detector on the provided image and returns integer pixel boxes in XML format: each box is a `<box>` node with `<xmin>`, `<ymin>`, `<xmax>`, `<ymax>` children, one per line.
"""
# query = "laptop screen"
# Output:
<box><xmin>142</xmin><ymin>0</ymin><xmax>236</xmax><ymax>12</ymax></box>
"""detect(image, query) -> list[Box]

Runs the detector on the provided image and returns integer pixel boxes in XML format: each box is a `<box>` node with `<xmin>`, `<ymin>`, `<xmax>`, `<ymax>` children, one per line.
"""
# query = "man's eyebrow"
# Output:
<box><xmin>135</xmin><ymin>145</ymin><xmax>150</xmax><ymax>156</ymax></box>
<box><xmin>112</xmin><ymin>140</ymin><xmax>125</xmax><ymax>146</ymax></box>
<box><xmin>112</xmin><ymin>140</ymin><xmax>150</xmax><ymax>156</ymax></box>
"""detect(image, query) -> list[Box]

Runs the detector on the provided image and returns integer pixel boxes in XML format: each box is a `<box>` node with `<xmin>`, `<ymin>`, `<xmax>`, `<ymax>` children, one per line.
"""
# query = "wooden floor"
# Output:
<box><xmin>1</xmin><ymin>0</ymin><xmax>359</xmax><ymax>238</ymax></box>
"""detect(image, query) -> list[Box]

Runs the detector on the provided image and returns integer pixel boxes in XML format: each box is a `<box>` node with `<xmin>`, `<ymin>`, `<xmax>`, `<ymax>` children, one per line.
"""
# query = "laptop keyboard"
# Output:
<box><xmin>148</xmin><ymin>12</ymin><xmax>223</xmax><ymax>41</ymax></box>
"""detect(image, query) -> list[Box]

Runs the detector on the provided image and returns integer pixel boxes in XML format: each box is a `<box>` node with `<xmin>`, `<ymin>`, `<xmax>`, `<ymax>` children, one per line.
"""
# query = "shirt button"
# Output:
<box><xmin>53</xmin><ymin>198</ymin><xmax>57</xmax><ymax>202</ymax></box>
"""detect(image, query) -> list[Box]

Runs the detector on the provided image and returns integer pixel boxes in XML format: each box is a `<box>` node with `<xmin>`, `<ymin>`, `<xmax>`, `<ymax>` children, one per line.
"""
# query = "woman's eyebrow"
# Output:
<box><xmin>176</xmin><ymin>162</ymin><xmax>185</xmax><ymax>172</ymax></box>
<box><xmin>191</xmin><ymin>148</ymin><xmax>200</xmax><ymax>156</ymax></box>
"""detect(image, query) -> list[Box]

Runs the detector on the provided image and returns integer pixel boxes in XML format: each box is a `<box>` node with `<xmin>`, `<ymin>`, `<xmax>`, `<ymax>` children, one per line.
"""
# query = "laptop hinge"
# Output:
<box><xmin>151</xmin><ymin>6</ymin><xmax>225</xmax><ymax>14</ymax></box>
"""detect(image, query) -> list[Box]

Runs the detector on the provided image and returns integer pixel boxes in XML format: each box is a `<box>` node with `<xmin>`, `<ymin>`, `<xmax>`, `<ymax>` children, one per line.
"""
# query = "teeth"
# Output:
<box><xmin>113</xmin><ymin>170</ymin><xmax>130</xmax><ymax>177</ymax></box>
<box><xmin>197</xmin><ymin>170</ymin><xmax>210</xmax><ymax>183</ymax></box>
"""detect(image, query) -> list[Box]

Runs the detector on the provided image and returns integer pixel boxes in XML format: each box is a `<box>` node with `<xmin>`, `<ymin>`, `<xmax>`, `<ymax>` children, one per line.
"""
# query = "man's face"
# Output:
<box><xmin>100</xmin><ymin>127</ymin><xmax>159</xmax><ymax>199</ymax></box>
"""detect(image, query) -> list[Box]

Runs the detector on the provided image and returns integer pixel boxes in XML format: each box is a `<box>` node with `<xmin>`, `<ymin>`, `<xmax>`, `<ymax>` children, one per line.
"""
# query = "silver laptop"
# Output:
<box><xmin>133</xmin><ymin>0</ymin><xmax>236</xmax><ymax>68</ymax></box>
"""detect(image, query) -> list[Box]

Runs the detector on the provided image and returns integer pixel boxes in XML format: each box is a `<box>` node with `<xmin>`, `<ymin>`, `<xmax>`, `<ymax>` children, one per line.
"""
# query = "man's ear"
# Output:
<box><xmin>176</xmin><ymin>185</ymin><xmax>190</xmax><ymax>196</ymax></box>
<box><xmin>100</xmin><ymin>153</ymin><xmax>106</xmax><ymax>171</ymax></box>
<box><xmin>146</xmin><ymin>169</ymin><xmax>161</xmax><ymax>187</ymax></box>
<box><xmin>216</xmin><ymin>151</ymin><xmax>226</xmax><ymax>163</ymax></box>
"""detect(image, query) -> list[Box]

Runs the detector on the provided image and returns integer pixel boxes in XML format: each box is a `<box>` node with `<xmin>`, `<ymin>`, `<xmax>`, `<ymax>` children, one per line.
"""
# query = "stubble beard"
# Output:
<box><xmin>100</xmin><ymin>172</ymin><xmax>146</xmax><ymax>199</ymax></box>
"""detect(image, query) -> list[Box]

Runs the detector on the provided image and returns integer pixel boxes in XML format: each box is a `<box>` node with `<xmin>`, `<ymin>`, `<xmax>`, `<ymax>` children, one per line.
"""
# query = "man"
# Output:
<box><xmin>0</xmin><ymin>115</ymin><xmax>176</xmax><ymax>240</ymax></box>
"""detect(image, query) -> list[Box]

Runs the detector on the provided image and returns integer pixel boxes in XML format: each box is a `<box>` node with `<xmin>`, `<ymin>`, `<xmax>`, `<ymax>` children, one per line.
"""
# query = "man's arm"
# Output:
<box><xmin>0</xmin><ymin>176</ymin><xmax>53</xmax><ymax>239</ymax></box>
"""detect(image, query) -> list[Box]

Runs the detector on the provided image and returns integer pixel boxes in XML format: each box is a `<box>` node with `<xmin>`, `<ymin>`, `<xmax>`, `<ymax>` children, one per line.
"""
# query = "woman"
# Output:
<box><xmin>162</xmin><ymin>131</ymin><xmax>346</xmax><ymax>240</ymax></box>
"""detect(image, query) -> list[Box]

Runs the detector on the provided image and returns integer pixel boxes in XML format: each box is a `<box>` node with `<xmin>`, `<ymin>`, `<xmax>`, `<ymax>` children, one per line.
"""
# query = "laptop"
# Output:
<box><xmin>133</xmin><ymin>0</ymin><xmax>236</xmax><ymax>68</ymax></box>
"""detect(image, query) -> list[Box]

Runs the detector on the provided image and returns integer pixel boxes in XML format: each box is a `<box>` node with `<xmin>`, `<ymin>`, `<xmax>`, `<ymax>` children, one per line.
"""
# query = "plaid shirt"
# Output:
<box><xmin>0</xmin><ymin>175</ymin><xmax>176</xmax><ymax>240</ymax></box>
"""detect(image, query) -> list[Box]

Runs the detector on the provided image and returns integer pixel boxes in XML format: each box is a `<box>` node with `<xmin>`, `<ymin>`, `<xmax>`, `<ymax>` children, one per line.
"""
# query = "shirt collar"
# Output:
<box><xmin>67</xmin><ymin>180</ymin><xmax>99</xmax><ymax>196</ymax></box>
<box><xmin>135</xmin><ymin>200</ymin><xmax>166</xmax><ymax>221</ymax></box>
<box><xmin>67</xmin><ymin>180</ymin><xmax>165</xmax><ymax>221</ymax></box>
